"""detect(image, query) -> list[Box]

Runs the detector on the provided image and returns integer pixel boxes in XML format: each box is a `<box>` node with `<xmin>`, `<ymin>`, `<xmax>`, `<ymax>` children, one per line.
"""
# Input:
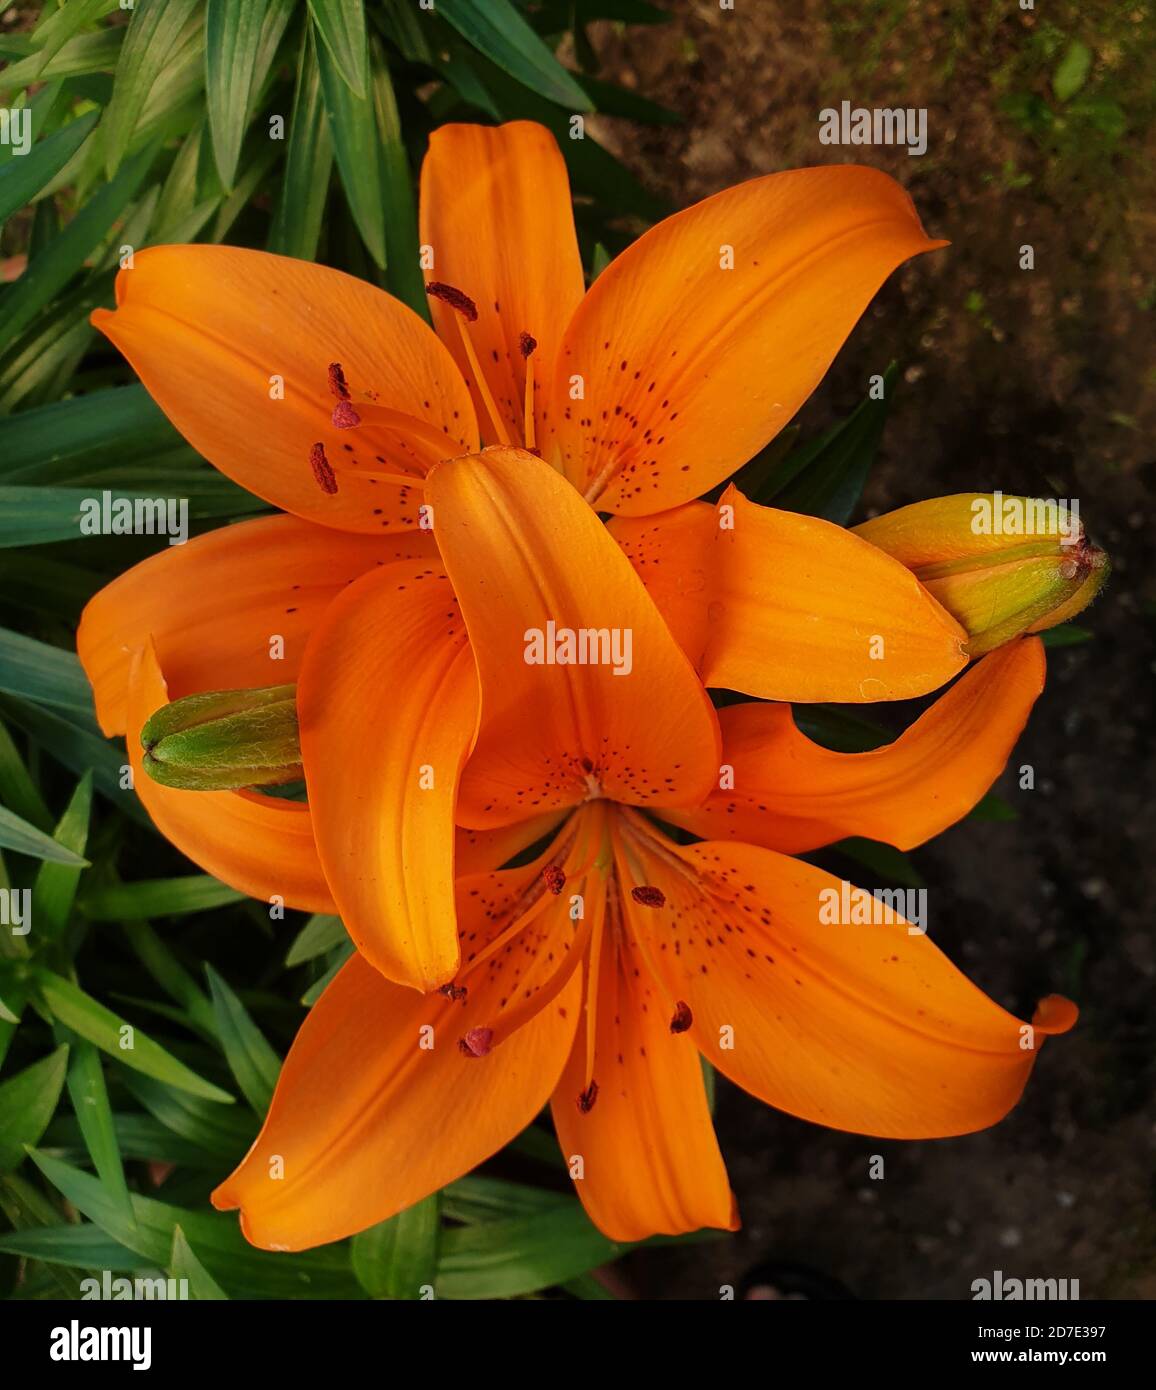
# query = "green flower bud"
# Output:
<box><xmin>141</xmin><ymin>685</ymin><xmax>302</xmax><ymax>791</ymax></box>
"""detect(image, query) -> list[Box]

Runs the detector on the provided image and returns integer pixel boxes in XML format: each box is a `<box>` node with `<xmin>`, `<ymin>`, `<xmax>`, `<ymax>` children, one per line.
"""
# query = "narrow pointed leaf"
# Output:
<box><xmin>80</xmin><ymin>876</ymin><xmax>246</xmax><ymax>920</ymax></box>
<box><xmin>351</xmin><ymin>1194</ymin><xmax>440</xmax><ymax>1300</ymax></box>
<box><xmin>0</xmin><ymin>144</ymin><xmax>156</xmax><ymax>354</ymax></box>
<box><xmin>763</xmin><ymin>362</ymin><xmax>898</xmax><ymax>522</ymax></box>
<box><xmin>0</xmin><ymin>30</ymin><xmax>122</xmax><ymax>88</ymax></box>
<box><xmin>121</xmin><ymin>921</ymin><xmax>218</xmax><ymax>1039</ymax></box>
<box><xmin>31</xmin><ymin>772</ymin><xmax>92</xmax><ymax>938</ymax></box>
<box><xmin>0</xmin><ymin>1221</ymin><xmax>139</xmax><ymax>1270</ymax></box>
<box><xmin>65</xmin><ymin>1040</ymin><xmax>133</xmax><ymax>1224</ymax></box>
<box><xmin>31</xmin><ymin>969</ymin><xmax>234</xmax><ymax>1103</ymax></box>
<box><xmin>0</xmin><ymin>1045</ymin><xmax>69</xmax><ymax>1171</ymax></box>
<box><xmin>26</xmin><ymin>1150</ymin><xmax>363</xmax><ymax>1298</ymax></box>
<box><xmin>0</xmin><ymin>111</ymin><xmax>97</xmax><ymax>225</ymax></box>
<box><xmin>0</xmin><ymin>804</ymin><xmax>87</xmax><ymax>865</ymax></box>
<box><xmin>305</xmin><ymin>0</ymin><xmax>369</xmax><ymax>98</ymax></box>
<box><xmin>0</xmin><ymin>717</ymin><xmax>53</xmax><ymax>833</ymax></box>
<box><xmin>0</xmin><ymin>384</ymin><xmax>187</xmax><ymax>480</ymax></box>
<box><xmin>100</xmin><ymin>0</ymin><xmax>200</xmax><ymax>177</ymax></box>
<box><xmin>0</xmin><ymin>629</ymin><xmax>96</xmax><ymax>721</ymax></box>
<box><xmin>438</xmin><ymin>0</ymin><xmax>592</xmax><ymax>110</ymax></box>
<box><xmin>372</xmin><ymin>50</ymin><xmax>425</xmax><ymax>316</ymax></box>
<box><xmin>171</xmin><ymin>1225</ymin><xmax>230</xmax><ymax>1299</ymax></box>
<box><xmin>204</xmin><ymin>965</ymin><xmax>281</xmax><ymax>1116</ymax></box>
<box><xmin>314</xmin><ymin>17</ymin><xmax>386</xmax><ymax>267</ymax></box>
<box><xmin>121</xmin><ymin>1073</ymin><xmax>254</xmax><ymax>1161</ymax></box>
<box><xmin>205</xmin><ymin>0</ymin><xmax>270</xmax><ymax>189</ymax></box>
<box><xmin>26</xmin><ymin>0</ymin><xmax>114</xmax><ymax>78</ymax></box>
<box><xmin>268</xmin><ymin>28</ymin><xmax>333</xmax><ymax>260</ymax></box>
<box><xmin>435</xmin><ymin>1205</ymin><xmax>620</xmax><ymax>1299</ymax></box>
<box><xmin>284</xmin><ymin>913</ymin><xmax>347</xmax><ymax>967</ymax></box>
<box><xmin>0</xmin><ymin>699</ymin><xmax>146</xmax><ymax>823</ymax></box>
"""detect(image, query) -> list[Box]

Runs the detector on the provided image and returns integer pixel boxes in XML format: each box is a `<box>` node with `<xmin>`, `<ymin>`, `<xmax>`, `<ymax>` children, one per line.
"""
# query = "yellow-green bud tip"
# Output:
<box><xmin>854</xmin><ymin>493</ymin><xmax>1109</xmax><ymax>656</ymax></box>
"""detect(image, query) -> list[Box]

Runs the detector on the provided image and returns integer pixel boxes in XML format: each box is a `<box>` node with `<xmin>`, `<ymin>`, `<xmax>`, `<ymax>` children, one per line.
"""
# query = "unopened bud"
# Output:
<box><xmin>854</xmin><ymin>493</ymin><xmax>1109</xmax><ymax>655</ymax></box>
<box><xmin>141</xmin><ymin>685</ymin><xmax>302</xmax><ymax>790</ymax></box>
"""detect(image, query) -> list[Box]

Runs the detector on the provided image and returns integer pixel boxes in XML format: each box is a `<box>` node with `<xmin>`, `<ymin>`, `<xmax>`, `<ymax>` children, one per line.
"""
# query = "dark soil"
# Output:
<box><xmin>588</xmin><ymin>0</ymin><xmax>1155</xmax><ymax>1300</ymax></box>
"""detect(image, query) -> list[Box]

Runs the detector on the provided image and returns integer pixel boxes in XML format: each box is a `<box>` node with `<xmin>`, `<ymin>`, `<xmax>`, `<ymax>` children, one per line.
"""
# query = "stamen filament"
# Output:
<box><xmin>488</xmin><ymin>869</ymin><xmax>599</xmax><ymax>1047</ymax></box>
<box><xmin>520</xmin><ymin>331</ymin><xmax>538</xmax><ymax>452</ymax></box>
<box><xmin>463</xmin><ymin>874</ymin><xmax>556</xmax><ymax>975</ymax></box>
<box><xmin>582</xmin><ymin>455</ymin><xmax>626</xmax><ymax>507</ymax></box>
<box><xmin>455</xmin><ymin>318</ymin><xmax>512</xmax><ymax>448</ymax></box>
<box><xmin>426</xmin><ymin>281</ymin><xmax>512</xmax><ymax>447</ymax></box>
<box><xmin>349</xmin><ymin>401</ymin><xmax>464</xmax><ymax>473</ymax></box>
<box><xmin>610</xmin><ymin>816</ymin><xmax>683</xmax><ymax>1022</ymax></box>
<box><xmin>618</xmin><ymin>807</ymin><xmax>704</xmax><ymax>891</ymax></box>
<box><xmin>582</xmin><ymin>869</ymin><xmax>612</xmax><ymax>1091</ymax></box>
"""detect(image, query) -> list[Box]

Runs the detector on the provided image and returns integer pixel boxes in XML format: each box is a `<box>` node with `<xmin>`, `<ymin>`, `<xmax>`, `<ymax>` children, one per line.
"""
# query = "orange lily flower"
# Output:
<box><xmin>210</xmin><ymin>449</ymin><xmax>1075</xmax><ymax>1249</ymax></box>
<box><xmin>79</xmin><ymin>121</ymin><xmax>984</xmax><ymax>992</ymax></box>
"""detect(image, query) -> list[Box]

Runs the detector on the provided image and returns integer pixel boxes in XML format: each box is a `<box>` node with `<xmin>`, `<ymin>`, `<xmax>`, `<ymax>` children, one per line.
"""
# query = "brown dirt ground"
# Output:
<box><xmin>583</xmin><ymin>0</ymin><xmax>1156</xmax><ymax>1300</ymax></box>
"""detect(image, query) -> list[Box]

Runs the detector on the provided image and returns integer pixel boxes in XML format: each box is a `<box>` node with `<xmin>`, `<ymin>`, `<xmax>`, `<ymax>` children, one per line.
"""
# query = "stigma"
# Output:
<box><xmin>459</xmin><ymin>1026</ymin><xmax>494</xmax><ymax>1058</ymax></box>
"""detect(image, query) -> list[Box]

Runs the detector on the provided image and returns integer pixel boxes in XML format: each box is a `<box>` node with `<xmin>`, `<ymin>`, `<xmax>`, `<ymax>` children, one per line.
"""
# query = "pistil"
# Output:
<box><xmin>520</xmin><ymin>331</ymin><xmax>538</xmax><ymax>452</ymax></box>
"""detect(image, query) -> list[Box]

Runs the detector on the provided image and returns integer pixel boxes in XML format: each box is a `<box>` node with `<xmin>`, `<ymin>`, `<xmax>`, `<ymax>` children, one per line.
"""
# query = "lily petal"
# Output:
<box><xmin>127</xmin><ymin>641</ymin><xmax>334</xmax><ymax>912</ymax></box>
<box><xmin>298</xmin><ymin>559</ymin><xmax>478</xmax><ymax>991</ymax></box>
<box><xmin>92</xmin><ymin>245</ymin><xmax>478</xmax><ymax>531</ymax></box>
<box><xmin>622</xmin><ymin>826</ymin><xmax>1075</xmax><ymax>1138</ymax></box>
<box><xmin>426</xmin><ymin>447</ymin><xmax>721</xmax><ymax>826</ymax></box>
<box><xmin>668</xmin><ymin>638</ymin><xmax>1046</xmax><ymax>852</ymax></box>
<box><xmin>78</xmin><ymin>514</ymin><xmax>437</xmax><ymax>737</ymax></box>
<box><xmin>613</xmin><ymin>490</ymin><xmax>967</xmax><ymax>702</ymax></box>
<box><xmin>552</xmin><ymin>879</ymin><xmax>737</xmax><ymax>1242</ymax></box>
<box><xmin>420</xmin><ymin>122</ymin><xmax>585</xmax><ymax>448</ymax></box>
<box><xmin>213</xmin><ymin>860</ymin><xmax>582</xmax><ymax>1251</ymax></box>
<box><xmin>544</xmin><ymin>164</ymin><xmax>944</xmax><ymax>512</ymax></box>
<box><xmin>606</xmin><ymin>504</ymin><xmax>713</xmax><ymax>664</ymax></box>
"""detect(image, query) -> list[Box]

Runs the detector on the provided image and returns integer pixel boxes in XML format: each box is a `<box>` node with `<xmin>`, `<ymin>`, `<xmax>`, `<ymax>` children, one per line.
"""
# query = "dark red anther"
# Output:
<box><xmin>327</xmin><ymin>362</ymin><xmax>350</xmax><ymax>400</ymax></box>
<box><xmin>459</xmin><ymin>1026</ymin><xmax>493</xmax><ymax>1058</ymax></box>
<box><xmin>669</xmin><ymin>1001</ymin><xmax>693</xmax><ymax>1034</ymax></box>
<box><xmin>519</xmin><ymin>331</ymin><xmax>538</xmax><ymax>358</ymax></box>
<box><xmin>440</xmin><ymin>982</ymin><xmax>468</xmax><ymax>1002</ymax></box>
<box><xmin>426</xmin><ymin>281</ymin><xmax>478</xmax><ymax>322</ymax></box>
<box><xmin>542</xmin><ymin>864</ymin><xmax>566</xmax><ymax>895</ymax></box>
<box><xmin>631</xmin><ymin>885</ymin><xmax>666</xmax><ymax>908</ymax></box>
<box><xmin>309</xmin><ymin>442</ymin><xmax>338</xmax><ymax>495</ymax></box>
<box><xmin>577</xmin><ymin>1080</ymin><xmax>599</xmax><ymax>1113</ymax></box>
<box><xmin>331</xmin><ymin>400</ymin><xmax>361</xmax><ymax>429</ymax></box>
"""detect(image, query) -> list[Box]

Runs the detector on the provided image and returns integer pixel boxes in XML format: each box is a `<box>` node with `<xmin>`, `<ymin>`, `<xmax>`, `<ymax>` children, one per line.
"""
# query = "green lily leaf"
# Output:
<box><xmin>205</xmin><ymin>965</ymin><xmax>282</xmax><ymax>1116</ymax></box>
<box><xmin>352</xmin><ymin>1193</ymin><xmax>440</xmax><ymax>1300</ymax></box>
<box><xmin>0</xmin><ymin>1045</ymin><xmax>69</xmax><ymax>1171</ymax></box>
<box><xmin>31</xmin><ymin>968</ymin><xmax>234</xmax><ymax>1103</ymax></box>
<box><xmin>171</xmin><ymin>1225</ymin><xmax>230</xmax><ymax>1299</ymax></box>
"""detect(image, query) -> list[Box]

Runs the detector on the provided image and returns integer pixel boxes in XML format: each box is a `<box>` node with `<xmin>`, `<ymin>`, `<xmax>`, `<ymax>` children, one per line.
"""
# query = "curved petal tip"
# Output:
<box><xmin>1033</xmin><ymin>993</ymin><xmax>1078</xmax><ymax>1036</ymax></box>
